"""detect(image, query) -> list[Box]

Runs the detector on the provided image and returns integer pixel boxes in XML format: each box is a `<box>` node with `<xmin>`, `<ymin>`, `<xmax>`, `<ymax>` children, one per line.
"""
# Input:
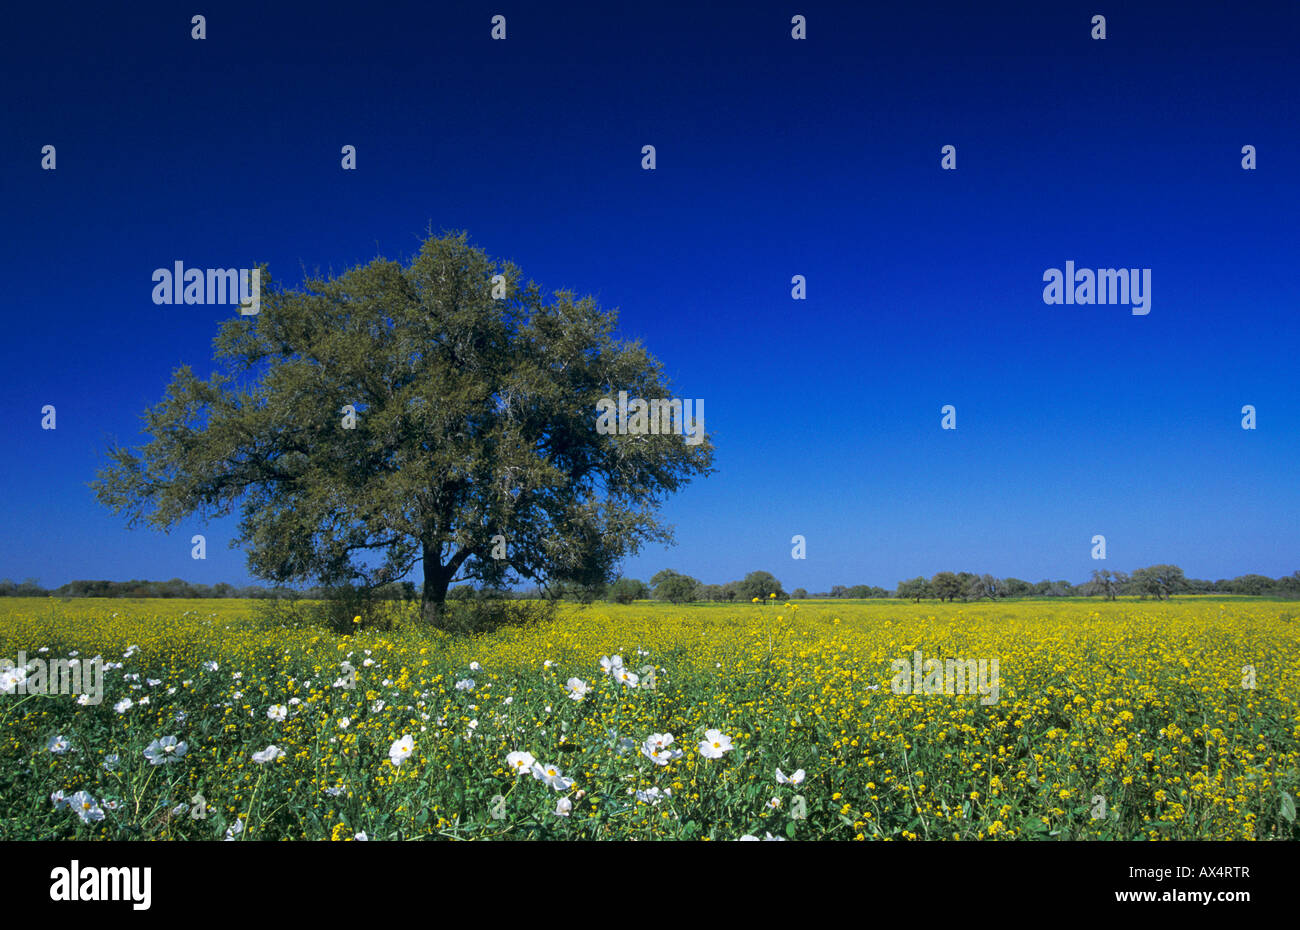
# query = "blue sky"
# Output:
<box><xmin>3</xmin><ymin>1</ymin><xmax>1297</xmax><ymax>591</ymax></box>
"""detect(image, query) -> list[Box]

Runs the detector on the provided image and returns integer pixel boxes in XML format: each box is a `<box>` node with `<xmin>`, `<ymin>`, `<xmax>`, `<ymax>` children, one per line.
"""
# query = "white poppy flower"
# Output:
<box><xmin>69</xmin><ymin>790</ymin><xmax>105</xmax><ymax>823</ymax></box>
<box><xmin>635</xmin><ymin>786</ymin><xmax>671</xmax><ymax>805</ymax></box>
<box><xmin>388</xmin><ymin>735</ymin><xmax>415</xmax><ymax>767</ymax></box>
<box><xmin>641</xmin><ymin>733</ymin><xmax>684</xmax><ymax>766</ymax></box>
<box><xmin>506</xmin><ymin>750</ymin><xmax>537</xmax><ymax>775</ymax></box>
<box><xmin>698</xmin><ymin>729</ymin><xmax>733</xmax><ymax>759</ymax></box>
<box><xmin>1</xmin><ymin>667</ymin><xmax>27</xmax><ymax>693</ymax></box>
<box><xmin>143</xmin><ymin>736</ymin><xmax>187</xmax><ymax>765</ymax></box>
<box><xmin>252</xmin><ymin>744</ymin><xmax>285</xmax><ymax>764</ymax></box>
<box><xmin>531</xmin><ymin>762</ymin><xmax>574</xmax><ymax>791</ymax></box>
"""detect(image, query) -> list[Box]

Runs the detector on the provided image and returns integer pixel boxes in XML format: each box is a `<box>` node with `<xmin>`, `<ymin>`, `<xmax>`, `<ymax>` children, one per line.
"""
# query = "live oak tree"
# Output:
<box><xmin>733</xmin><ymin>570</ymin><xmax>786</xmax><ymax>602</ymax></box>
<box><xmin>896</xmin><ymin>576</ymin><xmax>930</xmax><ymax>602</ymax></box>
<box><xmin>650</xmin><ymin>569</ymin><xmax>700</xmax><ymax>604</ymax></box>
<box><xmin>1129</xmin><ymin>565</ymin><xmax>1186</xmax><ymax>601</ymax></box>
<box><xmin>92</xmin><ymin>231</ymin><xmax>714</xmax><ymax>628</ymax></box>
<box><xmin>930</xmin><ymin>571</ymin><xmax>962</xmax><ymax>602</ymax></box>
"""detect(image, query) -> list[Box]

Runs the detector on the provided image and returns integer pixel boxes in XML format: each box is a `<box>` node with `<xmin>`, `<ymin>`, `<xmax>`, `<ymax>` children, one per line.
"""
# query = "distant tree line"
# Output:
<box><xmin>3</xmin><ymin>567</ymin><xmax>1297</xmax><ymax>601</ymax></box>
<box><xmin>600</xmin><ymin>566</ymin><xmax>1300</xmax><ymax>604</ymax></box>
<box><xmin>892</xmin><ymin>567</ymin><xmax>1300</xmax><ymax>602</ymax></box>
<box><xmin>0</xmin><ymin>578</ymin><xmax>418</xmax><ymax>600</ymax></box>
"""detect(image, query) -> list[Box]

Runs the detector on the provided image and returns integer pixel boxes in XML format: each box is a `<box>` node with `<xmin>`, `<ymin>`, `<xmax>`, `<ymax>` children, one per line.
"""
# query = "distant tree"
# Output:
<box><xmin>608</xmin><ymin>577</ymin><xmax>649</xmax><ymax>604</ymax></box>
<box><xmin>651</xmin><ymin>570</ymin><xmax>700</xmax><ymax>604</ymax></box>
<box><xmin>658</xmin><ymin>575</ymin><xmax>699</xmax><ymax>604</ymax></box>
<box><xmin>931</xmin><ymin>572</ymin><xmax>962</xmax><ymax>602</ymax></box>
<box><xmin>896</xmin><ymin>576</ymin><xmax>930</xmax><ymax>602</ymax></box>
<box><xmin>696</xmin><ymin>583</ymin><xmax>726</xmax><ymax>602</ymax></box>
<box><xmin>828</xmin><ymin>585</ymin><xmax>848</xmax><ymax>598</ymax></box>
<box><xmin>1002</xmin><ymin>577</ymin><xmax>1032</xmax><ymax>598</ymax></box>
<box><xmin>15</xmin><ymin>578</ymin><xmax>49</xmax><ymax>597</ymax></box>
<box><xmin>735</xmin><ymin>571</ymin><xmax>786</xmax><ymax>603</ymax></box>
<box><xmin>967</xmin><ymin>574</ymin><xmax>1005</xmax><ymax>600</ymax></box>
<box><xmin>555</xmin><ymin>579</ymin><xmax>606</xmax><ymax>603</ymax></box>
<box><xmin>1084</xmin><ymin>569</ymin><xmax>1123</xmax><ymax>601</ymax></box>
<box><xmin>1228</xmin><ymin>574</ymin><xmax>1274</xmax><ymax>597</ymax></box>
<box><xmin>791</xmin><ymin>587</ymin><xmax>809</xmax><ymax>599</ymax></box>
<box><xmin>1130</xmin><ymin>565</ymin><xmax>1185</xmax><ymax>601</ymax></box>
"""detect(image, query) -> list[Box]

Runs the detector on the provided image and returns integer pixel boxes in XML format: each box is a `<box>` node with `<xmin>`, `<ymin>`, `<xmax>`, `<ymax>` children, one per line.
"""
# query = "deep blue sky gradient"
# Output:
<box><xmin>3</xmin><ymin>1</ymin><xmax>1297</xmax><ymax>590</ymax></box>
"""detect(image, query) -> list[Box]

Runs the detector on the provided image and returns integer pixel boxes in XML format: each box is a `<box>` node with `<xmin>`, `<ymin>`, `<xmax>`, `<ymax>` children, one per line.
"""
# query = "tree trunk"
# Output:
<box><xmin>421</xmin><ymin>546</ymin><xmax>453</xmax><ymax>628</ymax></box>
<box><xmin>421</xmin><ymin>544</ymin><xmax>471</xmax><ymax>629</ymax></box>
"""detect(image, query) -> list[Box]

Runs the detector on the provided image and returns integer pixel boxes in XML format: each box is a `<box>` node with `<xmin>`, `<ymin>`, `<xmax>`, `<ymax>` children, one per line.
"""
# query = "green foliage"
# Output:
<box><xmin>1129</xmin><ymin>565</ymin><xmax>1187</xmax><ymax>601</ymax></box>
<box><xmin>651</xmin><ymin>570</ymin><xmax>700</xmax><ymax>604</ymax></box>
<box><xmin>436</xmin><ymin>594</ymin><xmax>557</xmax><ymax>636</ymax></box>
<box><xmin>896</xmin><ymin>577</ymin><xmax>930</xmax><ymax>602</ymax></box>
<box><xmin>931</xmin><ymin>572</ymin><xmax>962</xmax><ymax>602</ymax></box>
<box><xmin>553</xmin><ymin>580</ymin><xmax>607</xmax><ymax>604</ymax></box>
<box><xmin>608</xmin><ymin>578</ymin><xmax>649</xmax><ymax>604</ymax></box>
<box><xmin>256</xmin><ymin>584</ymin><xmax>413</xmax><ymax>634</ymax></box>
<box><xmin>734</xmin><ymin>571</ymin><xmax>785</xmax><ymax>603</ymax></box>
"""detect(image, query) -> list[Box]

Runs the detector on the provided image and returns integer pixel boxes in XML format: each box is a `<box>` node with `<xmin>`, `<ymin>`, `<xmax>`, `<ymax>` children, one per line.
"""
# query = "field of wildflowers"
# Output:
<box><xmin>1</xmin><ymin>597</ymin><xmax>1296</xmax><ymax>841</ymax></box>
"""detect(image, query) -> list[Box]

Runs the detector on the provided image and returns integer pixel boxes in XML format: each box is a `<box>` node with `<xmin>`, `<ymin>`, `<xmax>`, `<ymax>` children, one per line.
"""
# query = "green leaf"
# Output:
<box><xmin>1281</xmin><ymin>791</ymin><xmax>1296</xmax><ymax>823</ymax></box>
